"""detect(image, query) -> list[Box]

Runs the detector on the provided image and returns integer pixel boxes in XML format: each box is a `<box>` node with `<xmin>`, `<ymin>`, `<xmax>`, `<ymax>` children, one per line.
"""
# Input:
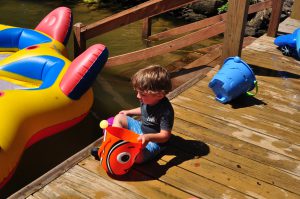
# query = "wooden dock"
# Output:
<box><xmin>11</xmin><ymin>33</ymin><xmax>300</xmax><ymax>199</ymax></box>
<box><xmin>9</xmin><ymin>29</ymin><xmax>300</xmax><ymax>198</ymax></box>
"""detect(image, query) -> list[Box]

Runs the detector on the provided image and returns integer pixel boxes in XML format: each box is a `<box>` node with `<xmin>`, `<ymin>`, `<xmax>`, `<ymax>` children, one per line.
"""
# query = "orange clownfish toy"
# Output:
<box><xmin>98</xmin><ymin>119</ymin><xmax>142</xmax><ymax>175</ymax></box>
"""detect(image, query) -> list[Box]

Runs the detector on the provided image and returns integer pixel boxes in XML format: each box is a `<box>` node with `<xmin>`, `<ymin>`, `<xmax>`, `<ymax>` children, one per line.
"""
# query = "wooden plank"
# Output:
<box><xmin>278</xmin><ymin>17</ymin><xmax>300</xmax><ymax>34</ymax></box>
<box><xmin>179</xmin><ymin>36</ymin><xmax>255</xmax><ymax>71</ymax></box>
<box><xmin>82</xmin><ymin>154</ymin><xmax>255</xmax><ymax>198</ymax></box>
<box><xmin>169</xmin><ymin>131</ymin><xmax>300</xmax><ymax>195</ymax></box>
<box><xmin>191</xmin><ymin>60</ymin><xmax>300</xmax><ymax>113</ymax></box>
<box><xmin>222</xmin><ymin>0</ymin><xmax>249</xmax><ymax>60</ymax></box>
<box><xmin>171</xmin><ymin>66</ymin><xmax>214</xmax><ymax>93</ymax></box>
<box><xmin>171</xmin><ymin>104</ymin><xmax>300</xmax><ymax>176</ymax></box>
<box><xmin>243</xmin><ymin>34</ymin><xmax>282</xmax><ymax>53</ymax></box>
<box><xmin>183</xmin><ymin>46</ymin><xmax>222</xmax><ymax>69</ymax></box>
<box><xmin>148</xmin><ymin>0</ymin><xmax>272</xmax><ymax>41</ymax></box>
<box><xmin>187</xmin><ymin>67</ymin><xmax>300</xmax><ymax>118</ymax></box>
<box><xmin>31</xmin><ymin>179</ymin><xmax>90</xmax><ymax>199</ymax></box>
<box><xmin>194</xmin><ymin>80</ymin><xmax>300</xmax><ymax>121</ymax></box>
<box><xmin>149</xmin><ymin>13</ymin><xmax>226</xmax><ymax>41</ymax></box>
<box><xmin>195</xmin><ymin>70</ymin><xmax>300</xmax><ymax>116</ymax></box>
<box><xmin>254</xmin><ymin>75</ymin><xmax>300</xmax><ymax>93</ymax></box>
<box><xmin>159</xmin><ymin>146</ymin><xmax>300</xmax><ymax>199</ymax></box>
<box><xmin>134</xmin><ymin>160</ymin><xmax>252</xmax><ymax>198</ymax></box>
<box><xmin>172</xmin><ymin>93</ymin><xmax>300</xmax><ymax>153</ymax></box>
<box><xmin>184</xmin><ymin>83</ymin><xmax>300</xmax><ymax>128</ymax></box>
<box><xmin>241</xmin><ymin>35</ymin><xmax>300</xmax><ymax>75</ymax></box>
<box><xmin>105</xmin><ymin>22</ymin><xmax>225</xmax><ymax>67</ymax></box>
<box><xmin>267</xmin><ymin>0</ymin><xmax>284</xmax><ymax>37</ymax></box>
<box><xmin>169</xmin><ymin>45</ymin><xmax>226</xmax><ymax>90</ymax></box>
<box><xmin>80</xmin><ymin>142</ymin><xmax>293</xmax><ymax>198</ymax></box>
<box><xmin>242</xmin><ymin>50</ymin><xmax>300</xmax><ymax>75</ymax></box>
<box><xmin>172</xmin><ymin>90</ymin><xmax>300</xmax><ymax>143</ymax></box>
<box><xmin>246</xmin><ymin>37</ymin><xmax>300</xmax><ymax>75</ymax></box>
<box><xmin>79</xmin><ymin>156</ymin><xmax>195</xmax><ymax>199</ymax></box>
<box><xmin>291</xmin><ymin>0</ymin><xmax>300</xmax><ymax>20</ymax></box>
<box><xmin>83</xmin><ymin>0</ymin><xmax>198</xmax><ymax>40</ymax></box>
<box><xmin>34</xmin><ymin>165</ymin><xmax>142</xmax><ymax>198</ymax></box>
<box><xmin>168</xmin><ymin>70</ymin><xmax>209</xmax><ymax>100</ymax></box>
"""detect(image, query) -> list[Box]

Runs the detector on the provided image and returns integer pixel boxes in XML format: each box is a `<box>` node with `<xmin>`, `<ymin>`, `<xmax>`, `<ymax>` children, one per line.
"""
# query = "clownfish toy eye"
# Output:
<box><xmin>117</xmin><ymin>152</ymin><xmax>131</xmax><ymax>163</ymax></box>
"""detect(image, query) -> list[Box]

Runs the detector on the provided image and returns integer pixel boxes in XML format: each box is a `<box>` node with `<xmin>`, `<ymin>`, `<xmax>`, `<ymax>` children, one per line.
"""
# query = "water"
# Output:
<box><xmin>0</xmin><ymin>0</ymin><xmax>221</xmax><ymax>196</ymax></box>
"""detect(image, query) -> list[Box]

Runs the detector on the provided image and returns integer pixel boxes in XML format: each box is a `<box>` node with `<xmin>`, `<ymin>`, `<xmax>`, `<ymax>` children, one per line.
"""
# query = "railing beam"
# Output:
<box><xmin>291</xmin><ymin>0</ymin><xmax>300</xmax><ymax>20</ymax></box>
<box><xmin>222</xmin><ymin>0</ymin><xmax>249</xmax><ymax>61</ymax></box>
<box><xmin>267</xmin><ymin>0</ymin><xmax>283</xmax><ymax>37</ymax></box>
<box><xmin>83</xmin><ymin>0</ymin><xmax>198</xmax><ymax>40</ymax></box>
<box><xmin>73</xmin><ymin>23</ymin><xmax>86</xmax><ymax>58</ymax></box>
<box><xmin>148</xmin><ymin>0</ymin><xmax>272</xmax><ymax>42</ymax></box>
<box><xmin>106</xmin><ymin>22</ymin><xmax>225</xmax><ymax>67</ymax></box>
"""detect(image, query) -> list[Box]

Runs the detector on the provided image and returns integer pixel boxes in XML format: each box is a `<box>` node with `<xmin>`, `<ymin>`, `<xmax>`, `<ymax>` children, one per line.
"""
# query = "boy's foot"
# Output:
<box><xmin>91</xmin><ymin>147</ymin><xmax>100</xmax><ymax>161</ymax></box>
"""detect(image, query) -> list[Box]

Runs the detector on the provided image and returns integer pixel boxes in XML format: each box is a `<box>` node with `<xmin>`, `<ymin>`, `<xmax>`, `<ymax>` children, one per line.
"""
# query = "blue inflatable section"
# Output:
<box><xmin>274</xmin><ymin>28</ymin><xmax>300</xmax><ymax>58</ymax></box>
<box><xmin>274</xmin><ymin>31</ymin><xmax>297</xmax><ymax>48</ymax></box>
<box><xmin>0</xmin><ymin>28</ymin><xmax>52</xmax><ymax>50</ymax></box>
<box><xmin>1</xmin><ymin>56</ymin><xmax>64</xmax><ymax>89</ymax></box>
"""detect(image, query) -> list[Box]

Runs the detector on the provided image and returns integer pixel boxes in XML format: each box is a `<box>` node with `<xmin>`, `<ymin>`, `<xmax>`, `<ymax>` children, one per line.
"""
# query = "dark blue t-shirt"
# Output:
<box><xmin>141</xmin><ymin>97</ymin><xmax>174</xmax><ymax>134</ymax></box>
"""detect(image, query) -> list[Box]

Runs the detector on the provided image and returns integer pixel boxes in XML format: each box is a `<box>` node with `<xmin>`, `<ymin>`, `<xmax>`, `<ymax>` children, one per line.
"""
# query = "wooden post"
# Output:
<box><xmin>222</xmin><ymin>0</ymin><xmax>249</xmax><ymax>62</ymax></box>
<box><xmin>291</xmin><ymin>0</ymin><xmax>300</xmax><ymax>20</ymax></box>
<box><xmin>142</xmin><ymin>17</ymin><xmax>152</xmax><ymax>40</ymax></box>
<box><xmin>267</xmin><ymin>0</ymin><xmax>283</xmax><ymax>37</ymax></box>
<box><xmin>73</xmin><ymin>23</ymin><xmax>86</xmax><ymax>58</ymax></box>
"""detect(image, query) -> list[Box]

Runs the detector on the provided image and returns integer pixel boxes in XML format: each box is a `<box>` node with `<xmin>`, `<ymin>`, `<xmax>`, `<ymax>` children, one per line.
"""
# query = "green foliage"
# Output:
<box><xmin>217</xmin><ymin>0</ymin><xmax>259</xmax><ymax>14</ymax></box>
<box><xmin>217</xmin><ymin>2</ymin><xmax>228</xmax><ymax>14</ymax></box>
<box><xmin>83</xmin><ymin>0</ymin><xmax>99</xmax><ymax>3</ymax></box>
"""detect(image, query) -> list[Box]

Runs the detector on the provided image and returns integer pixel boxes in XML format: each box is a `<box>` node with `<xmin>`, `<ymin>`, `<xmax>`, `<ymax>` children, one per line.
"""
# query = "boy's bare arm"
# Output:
<box><xmin>138</xmin><ymin>130</ymin><xmax>171</xmax><ymax>147</ymax></box>
<box><xmin>119</xmin><ymin>107</ymin><xmax>141</xmax><ymax>115</ymax></box>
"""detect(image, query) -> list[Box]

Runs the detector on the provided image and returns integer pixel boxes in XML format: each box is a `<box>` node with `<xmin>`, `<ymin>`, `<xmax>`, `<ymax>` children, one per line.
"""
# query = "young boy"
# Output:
<box><xmin>109</xmin><ymin>65</ymin><xmax>174</xmax><ymax>163</ymax></box>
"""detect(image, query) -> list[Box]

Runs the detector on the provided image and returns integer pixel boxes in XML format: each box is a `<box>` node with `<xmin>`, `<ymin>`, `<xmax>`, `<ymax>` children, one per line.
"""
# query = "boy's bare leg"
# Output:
<box><xmin>113</xmin><ymin>113</ymin><xmax>128</xmax><ymax>128</ymax></box>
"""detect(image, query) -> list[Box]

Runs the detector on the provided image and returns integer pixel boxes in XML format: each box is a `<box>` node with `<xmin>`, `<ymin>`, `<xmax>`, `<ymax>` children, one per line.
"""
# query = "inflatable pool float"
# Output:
<box><xmin>274</xmin><ymin>28</ymin><xmax>300</xmax><ymax>59</ymax></box>
<box><xmin>0</xmin><ymin>7</ymin><xmax>109</xmax><ymax>188</ymax></box>
<box><xmin>0</xmin><ymin>6</ymin><xmax>72</xmax><ymax>59</ymax></box>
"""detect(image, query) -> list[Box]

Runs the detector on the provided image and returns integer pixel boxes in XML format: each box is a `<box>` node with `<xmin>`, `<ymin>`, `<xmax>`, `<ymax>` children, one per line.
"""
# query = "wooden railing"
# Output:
<box><xmin>74</xmin><ymin>0</ymin><xmax>282</xmax><ymax>65</ymax></box>
<box><xmin>291</xmin><ymin>0</ymin><xmax>300</xmax><ymax>20</ymax></box>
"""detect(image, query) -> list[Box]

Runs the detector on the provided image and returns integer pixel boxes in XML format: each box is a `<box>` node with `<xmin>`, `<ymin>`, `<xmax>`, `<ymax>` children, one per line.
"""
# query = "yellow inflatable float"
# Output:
<box><xmin>0</xmin><ymin>7</ymin><xmax>109</xmax><ymax>188</ymax></box>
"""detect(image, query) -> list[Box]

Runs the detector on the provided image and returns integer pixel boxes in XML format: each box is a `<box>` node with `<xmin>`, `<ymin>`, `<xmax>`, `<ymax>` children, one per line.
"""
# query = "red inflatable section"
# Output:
<box><xmin>35</xmin><ymin>7</ymin><xmax>72</xmax><ymax>44</ymax></box>
<box><xmin>25</xmin><ymin>113</ymin><xmax>88</xmax><ymax>148</ymax></box>
<box><xmin>60</xmin><ymin>44</ymin><xmax>108</xmax><ymax>99</ymax></box>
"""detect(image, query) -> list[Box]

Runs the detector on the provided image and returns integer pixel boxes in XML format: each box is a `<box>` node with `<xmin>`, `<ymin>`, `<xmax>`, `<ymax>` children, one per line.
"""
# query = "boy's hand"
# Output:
<box><xmin>119</xmin><ymin>110</ymin><xmax>129</xmax><ymax>115</ymax></box>
<box><xmin>137</xmin><ymin>134</ymin><xmax>149</xmax><ymax>148</ymax></box>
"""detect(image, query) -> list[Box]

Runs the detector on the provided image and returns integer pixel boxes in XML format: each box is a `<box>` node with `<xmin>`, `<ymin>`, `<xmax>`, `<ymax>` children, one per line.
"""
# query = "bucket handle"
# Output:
<box><xmin>246</xmin><ymin>80</ymin><xmax>258</xmax><ymax>97</ymax></box>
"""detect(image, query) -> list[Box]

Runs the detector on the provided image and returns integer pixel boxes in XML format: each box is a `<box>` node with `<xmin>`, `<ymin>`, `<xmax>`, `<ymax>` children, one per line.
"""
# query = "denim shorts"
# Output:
<box><xmin>127</xmin><ymin>116</ymin><xmax>166</xmax><ymax>163</ymax></box>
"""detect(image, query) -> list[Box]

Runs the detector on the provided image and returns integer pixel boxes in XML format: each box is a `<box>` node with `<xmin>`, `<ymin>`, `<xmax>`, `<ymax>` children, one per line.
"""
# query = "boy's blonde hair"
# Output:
<box><xmin>131</xmin><ymin>65</ymin><xmax>172</xmax><ymax>95</ymax></box>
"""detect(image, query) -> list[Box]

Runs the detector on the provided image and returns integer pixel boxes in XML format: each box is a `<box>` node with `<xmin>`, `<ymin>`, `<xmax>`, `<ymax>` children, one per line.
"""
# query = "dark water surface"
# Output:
<box><xmin>0</xmin><ymin>0</ymin><xmax>220</xmax><ymax>197</ymax></box>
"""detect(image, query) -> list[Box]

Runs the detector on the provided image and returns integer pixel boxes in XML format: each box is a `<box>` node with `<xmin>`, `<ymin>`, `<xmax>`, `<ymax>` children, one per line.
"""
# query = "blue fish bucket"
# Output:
<box><xmin>274</xmin><ymin>28</ymin><xmax>300</xmax><ymax>58</ymax></box>
<box><xmin>208</xmin><ymin>56</ymin><xmax>258</xmax><ymax>103</ymax></box>
<box><xmin>296</xmin><ymin>29</ymin><xmax>300</xmax><ymax>57</ymax></box>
